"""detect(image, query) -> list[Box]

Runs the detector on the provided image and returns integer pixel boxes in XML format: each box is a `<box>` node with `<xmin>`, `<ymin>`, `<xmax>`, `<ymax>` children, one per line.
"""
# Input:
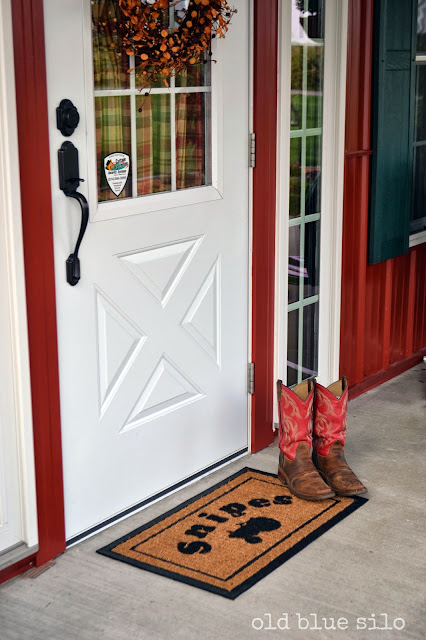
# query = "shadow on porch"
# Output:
<box><xmin>0</xmin><ymin>365</ymin><xmax>425</xmax><ymax>639</ymax></box>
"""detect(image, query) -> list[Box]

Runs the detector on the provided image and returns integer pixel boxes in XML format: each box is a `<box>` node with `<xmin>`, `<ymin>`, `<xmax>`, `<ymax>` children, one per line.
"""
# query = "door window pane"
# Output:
<box><xmin>96</xmin><ymin>96</ymin><xmax>132</xmax><ymax>202</ymax></box>
<box><xmin>92</xmin><ymin>0</ymin><xmax>130</xmax><ymax>90</ymax></box>
<box><xmin>302</xmin><ymin>302</ymin><xmax>319</xmax><ymax>380</ymax></box>
<box><xmin>291</xmin><ymin>46</ymin><xmax>303</xmax><ymax>130</ymax></box>
<box><xmin>288</xmin><ymin>225</ymin><xmax>301</xmax><ymax>304</ymax></box>
<box><xmin>303</xmin><ymin>221</ymin><xmax>320</xmax><ymax>298</ymax></box>
<box><xmin>176</xmin><ymin>92</ymin><xmax>211</xmax><ymax>190</ymax></box>
<box><xmin>306</xmin><ymin>47</ymin><xmax>324</xmax><ymax>129</ymax></box>
<box><xmin>289</xmin><ymin>137</ymin><xmax>302</xmax><ymax>218</ymax></box>
<box><xmin>136</xmin><ymin>95</ymin><xmax>172</xmax><ymax>196</ymax></box>
<box><xmin>305</xmin><ymin>135</ymin><xmax>322</xmax><ymax>214</ymax></box>
<box><xmin>287</xmin><ymin>310</ymin><xmax>299</xmax><ymax>387</ymax></box>
<box><xmin>175</xmin><ymin>61</ymin><xmax>211</xmax><ymax>88</ymax></box>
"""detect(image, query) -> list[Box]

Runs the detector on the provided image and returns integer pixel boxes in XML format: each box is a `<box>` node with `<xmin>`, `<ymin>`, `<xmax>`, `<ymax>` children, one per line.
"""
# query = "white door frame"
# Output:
<box><xmin>274</xmin><ymin>0</ymin><xmax>348</xmax><ymax>417</ymax></box>
<box><xmin>0</xmin><ymin>0</ymin><xmax>38</xmax><ymax>565</ymax></box>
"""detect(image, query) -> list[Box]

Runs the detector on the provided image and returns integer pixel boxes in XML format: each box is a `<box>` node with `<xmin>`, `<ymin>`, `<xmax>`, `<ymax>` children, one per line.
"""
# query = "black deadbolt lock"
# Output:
<box><xmin>56</xmin><ymin>99</ymin><xmax>80</xmax><ymax>136</ymax></box>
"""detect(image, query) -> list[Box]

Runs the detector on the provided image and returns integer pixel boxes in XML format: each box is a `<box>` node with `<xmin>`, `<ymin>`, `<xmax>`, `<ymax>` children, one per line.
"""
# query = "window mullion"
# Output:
<box><xmin>297</xmin><ymin>38</ymin><xmax>308</xmax><ymax>383</ymax></box>
<box><xmin>169</xmin><ymin>4</ymin><xmax>177</xmax><ymax>192</ymax></box>
<box><xmin>129</xmin><ymin>55</ymin><xmax>138</xmax><ymax>198</ymax></box>
<box><xmin>170</xmin><ymin>76</ymin><xmax>177</xmax><ymax>192</ymax></box>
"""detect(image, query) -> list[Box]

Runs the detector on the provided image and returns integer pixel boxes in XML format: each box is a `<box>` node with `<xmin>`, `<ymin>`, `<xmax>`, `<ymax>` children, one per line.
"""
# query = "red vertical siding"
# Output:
<box><xmin>341</xmin><ymin>155</ymin><xmax>369</xmax><ymax>382</ymax></box>
<box><xmin>341</xmin><ymin>0</ymin><xmax>426</xmax><ymax>395</ymax></box>
<box><xmin>413</xmin><ymin>245</ymin><xmax>426</xmax><ymax>352</ymax></box>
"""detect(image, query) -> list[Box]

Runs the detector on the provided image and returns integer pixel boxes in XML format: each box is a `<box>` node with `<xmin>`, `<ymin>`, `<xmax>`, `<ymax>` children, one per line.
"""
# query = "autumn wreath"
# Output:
<box><xmin>116</xmin><ymin>0</ymin><xmax>237</xmax><ymax>86</ymax></box>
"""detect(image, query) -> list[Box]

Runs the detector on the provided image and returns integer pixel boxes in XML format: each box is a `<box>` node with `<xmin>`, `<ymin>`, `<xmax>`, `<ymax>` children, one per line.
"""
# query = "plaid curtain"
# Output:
<box><xmin>176</xmin><ymin>92</ymin><xmax>205</xmax><ymax>190</ymax></box>
<box><xmin>93</xmin><ymin>0</ymin><xmax>132</xmax><ymax>201</ymax></box>
<box><xmin>136</xmin><ymin>94</ymin><xmax>172</xmax><ymax>195</ymax></box>
<box><xmin>95</xmin><ymin>97</ymin><xmax>132</xmax><ymax>201</ymax></box>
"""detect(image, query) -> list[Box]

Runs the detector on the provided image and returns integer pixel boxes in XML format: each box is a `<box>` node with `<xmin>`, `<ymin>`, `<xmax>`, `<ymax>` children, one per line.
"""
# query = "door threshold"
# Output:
<box><xmin>0</xmin><ymin>543</ymin><xmax>39</xmax><ymax>572</ymax></box>
<box><xmin>66</xmin><ymin>447</ymin><xmax>249</xmax><ymax>548</ymax></box>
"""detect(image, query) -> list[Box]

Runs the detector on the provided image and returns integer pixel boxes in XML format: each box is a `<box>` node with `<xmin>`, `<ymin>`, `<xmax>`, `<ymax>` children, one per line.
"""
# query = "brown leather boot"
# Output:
<box><xmin>312</xmin><ymin>443</ymin><xmax>367</xmax><ymax>497</ymax></box>
<box><xmin>313</xmin><ymin>378</ymin><xmax>367</xmax><ymax>497</ymax></box>
<box><xmin>277</xmin><ymin>379</ymin><xmax>335</xmax><ymax>501</ymax></box>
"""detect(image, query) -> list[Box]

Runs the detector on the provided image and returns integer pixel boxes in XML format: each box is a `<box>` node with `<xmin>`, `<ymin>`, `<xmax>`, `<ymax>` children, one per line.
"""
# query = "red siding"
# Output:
<box><xmin>414</xmin><ymin>245</ymin><xmax>426</xmax><ymax>352</ymax></box>
<box><xmin>340</xmin><ymin>0</ymin><xmax>426</xmax><ymax>394</ymax></box>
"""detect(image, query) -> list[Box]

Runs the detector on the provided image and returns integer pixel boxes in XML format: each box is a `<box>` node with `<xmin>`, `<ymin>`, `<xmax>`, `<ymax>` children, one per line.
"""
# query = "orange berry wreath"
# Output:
<box><xmin>115</xmin><ymin>0</ymin><xmax>237</xmax><ymax>86</ymax></box>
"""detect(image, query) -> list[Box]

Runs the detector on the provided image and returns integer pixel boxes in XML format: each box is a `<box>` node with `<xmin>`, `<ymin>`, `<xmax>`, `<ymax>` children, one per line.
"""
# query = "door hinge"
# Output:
<box><xmin>249</xmin><ymin>132</ymin><xmax>256</xmax><ymax>168</ymax></box>
<box><xmin>248</xmin><ymin>362</ymin><xmax>255</xmax><ymax>395</ymax></box>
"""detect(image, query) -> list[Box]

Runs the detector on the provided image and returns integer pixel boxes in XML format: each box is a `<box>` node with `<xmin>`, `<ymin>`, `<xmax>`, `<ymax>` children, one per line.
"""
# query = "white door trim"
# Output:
<box><xmin>247</xmin><ymin>0</ymin><xmax>254</xmax><ymax>451</ymax></box>
<box><xmin>317</xmin><ymin>0</ymin><xmax>348</xmax><ymax>386</ymax></box>
<box><xmin>274</xmin><ymin>0</ymin><xmax>348</xmax><ymax>418</ymax></box>
<box><xmin>0</xmin><ymin>0</ymin><xmax>38</xmax><ymax>555</ymax></box>
<box><xmin>274</xmin><ymin>0</ymin><xmax>292</xmax><ymax>422</ymax></box>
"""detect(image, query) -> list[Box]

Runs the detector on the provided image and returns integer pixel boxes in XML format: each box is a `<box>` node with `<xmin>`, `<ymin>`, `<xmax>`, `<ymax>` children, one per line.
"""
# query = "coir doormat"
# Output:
<box><xmin>97</xmin><ymin>467</ymin><xmax>367</xmax><ymax>599</ymax></box>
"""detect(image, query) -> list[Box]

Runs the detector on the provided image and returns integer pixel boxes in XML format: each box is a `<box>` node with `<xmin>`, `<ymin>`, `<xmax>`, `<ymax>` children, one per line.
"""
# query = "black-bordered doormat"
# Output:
<box><xmin>97</xmin><ymin>467</ymin><xmax>367</xmax><ymax>599</ymax></box>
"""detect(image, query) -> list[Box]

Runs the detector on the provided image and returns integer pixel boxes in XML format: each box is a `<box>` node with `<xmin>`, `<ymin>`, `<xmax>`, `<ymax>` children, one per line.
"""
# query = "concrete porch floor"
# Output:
<box><xmin>1</xmin><ymin>365</ymin><xmax>425</xmax><ymax>639</ymax></box>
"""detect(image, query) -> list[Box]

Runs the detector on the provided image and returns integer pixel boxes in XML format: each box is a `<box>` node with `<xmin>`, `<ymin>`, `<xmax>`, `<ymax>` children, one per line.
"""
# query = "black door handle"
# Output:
<box><xmin>58</xmin><ymin>141</ymin><xmax>89</xmax><ymax>286</ymax></box>
<box><xmin>65</xmin><ymin>191</ymin><xmax>89</xmax><ymax>286</ymax></box>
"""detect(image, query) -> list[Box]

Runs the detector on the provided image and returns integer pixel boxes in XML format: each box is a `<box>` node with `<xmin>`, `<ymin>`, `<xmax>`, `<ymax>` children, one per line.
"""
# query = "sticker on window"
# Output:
<box><xmin>104</xmin><ymin>152</ymin><xmax>130</xmax><ymax>197</ymax></box>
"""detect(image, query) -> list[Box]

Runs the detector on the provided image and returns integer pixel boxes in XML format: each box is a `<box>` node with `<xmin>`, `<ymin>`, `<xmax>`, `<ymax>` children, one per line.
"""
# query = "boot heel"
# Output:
<box><xmin>277</xmin><ymin>467</ymin><xmax>287</xmax><ymax>485</ymax></box>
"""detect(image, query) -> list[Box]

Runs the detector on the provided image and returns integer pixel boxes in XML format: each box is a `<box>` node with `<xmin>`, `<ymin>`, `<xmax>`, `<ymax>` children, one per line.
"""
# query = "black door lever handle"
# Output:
<box><xmin>58</xmin><ymin>141</ymin><xmax>89</xmax><ymax>286</ymax></box>
<box><xmin>65</xmin><ymin>191</ymin><xmax>89</xmax><ymax>286</ymax></box>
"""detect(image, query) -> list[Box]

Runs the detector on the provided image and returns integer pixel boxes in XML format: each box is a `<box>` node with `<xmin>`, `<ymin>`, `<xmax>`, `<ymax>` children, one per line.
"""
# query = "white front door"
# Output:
<box><xmin>43</xmin><ymin>0</ymin><xmax>250</xmax><ymax>540</ymax></box>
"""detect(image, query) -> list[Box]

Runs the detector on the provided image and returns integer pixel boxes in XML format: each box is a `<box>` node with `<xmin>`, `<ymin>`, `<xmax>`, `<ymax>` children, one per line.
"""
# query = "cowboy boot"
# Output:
<box><xmin>312</xmin><ymin>377</ymin><xmax>367</xmax><ymax>497</ymax></box>
<box><xmin>277</xmin><ymin>379</ymin><xmax>335</xmax><ymax>501</ymax></box>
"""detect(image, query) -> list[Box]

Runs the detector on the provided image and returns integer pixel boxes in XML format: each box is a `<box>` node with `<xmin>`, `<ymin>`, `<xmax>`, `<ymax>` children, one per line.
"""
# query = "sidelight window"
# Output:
<box><xmin>286</xmin><ymin>0</ymin><xmax>324</xmax><ymax>386</ymax></box>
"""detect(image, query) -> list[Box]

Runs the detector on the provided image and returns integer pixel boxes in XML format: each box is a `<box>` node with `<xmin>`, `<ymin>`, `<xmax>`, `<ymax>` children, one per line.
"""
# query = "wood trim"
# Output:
<box><xmin>251</xmin><ymin>0</ymin><xmax>278</xmax><ymax>452</ymax></box>
<box><xmin>0</xmin><ymin>555</ymin><xmax>36</xmax><ymax>585</ymax></box>
<box><xmin>340</xmin><ymin>0</ymin><xmax>374</xmax><ymax>385</ymax></box>
<box><xmin>11</xmin><ymin>0</ymin><xmax>66</xmax><ymax>566</ymax></box>
<box><xmin>317</xmin><ymin>0</ymin><xmax>349</xmax><ymax>386</ymax></box>
<box><xmin>344</xmin><ymin>149</ymin><xmax>372</xmax><ymax>158</ymax></box>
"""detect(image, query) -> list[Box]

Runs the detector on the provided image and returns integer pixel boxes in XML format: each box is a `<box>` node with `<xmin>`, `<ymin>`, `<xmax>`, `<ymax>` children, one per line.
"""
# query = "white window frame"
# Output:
<box><xmin>82</xmin><ymin>1</ymin><xmax>223</xmax><ymax>223</ymax></box>
<box><xmin>274</xmin><ymin>0</ymin><xmax>348</xmax><ymax>423</ymax></box>
<box><xmin>410</xmin><ymin>49</ymin><xmax>426</xmax><ymax>247</ymax></box>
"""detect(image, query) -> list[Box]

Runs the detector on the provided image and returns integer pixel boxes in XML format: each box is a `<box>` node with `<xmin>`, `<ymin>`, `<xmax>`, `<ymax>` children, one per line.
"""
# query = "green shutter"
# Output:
<box><xmin>368</xmin><ymin>0</ymin><xmax>417</xmax><ymax>264</ymax></box>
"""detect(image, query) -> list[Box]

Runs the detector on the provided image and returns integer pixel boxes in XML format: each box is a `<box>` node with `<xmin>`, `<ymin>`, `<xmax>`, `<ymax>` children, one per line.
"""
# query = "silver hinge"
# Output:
<box><xmin>249</xmin><ymin>132</ymin><xmax>256</xmax><ymax>168</ymax></box>
<box><xmin>248</xmin><ymin>362</ymin><xmax>255</xmax><ymax>395</ymax></box>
